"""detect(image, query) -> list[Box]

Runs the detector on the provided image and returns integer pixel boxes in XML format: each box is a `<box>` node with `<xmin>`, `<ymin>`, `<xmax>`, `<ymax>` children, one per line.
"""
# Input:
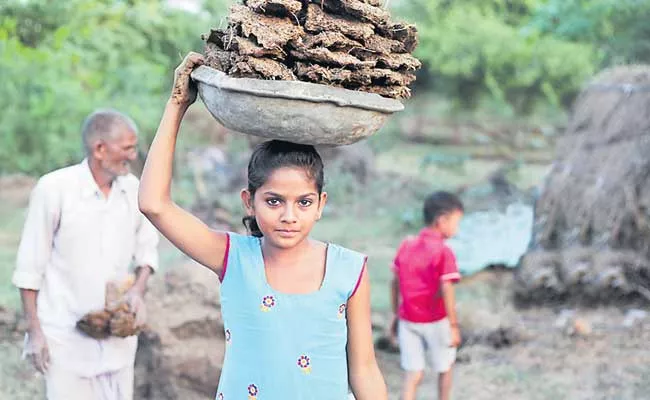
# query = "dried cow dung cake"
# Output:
<box><xmin>358</xmin><ymin>85</ymin><xmax>411</xmax><ymax>99</ymax></box>
<box><xmin>244</xmin><ymin>0</ymin><xmax>302</xmax><ymax>16</ymax></box>
<box><xmin>203</xmin><ymin>0</ymin><xmax>421</xmax><ymax>99</ymax></box>
<box><xmin>298</xmin><ymin>32</ymin><xmax>362</xmax><ymax>51</ymax></box>
<box><xmin>204</xmin><ymin>43</ymin><xmax>236</xmax><ymax>72</ymax></box>
<box><xmin>295</xmin><ymin>63</ymin><xmax>415</xmax><ymax>88</ymax></box>
<box><xmin>205</xmin><ymin>29</ymin><xmax>287</xmax><ymax>60</ymax></box>
<box><xmin>295</xmin><ymin>62</ymin><xmax>369</xmax><ymax>86</ymax></box>
<box><xmin>76</xmin><ymin>310</ymin><xmax>112</xmax><ymax>339</ymax></box>
<box><xmin>362</xmin><ymin>34</ymin><xmax>406</xmax><ymax>54</ymax></box>
<box><xmin>109</xmin><ymin>302</ymin><xmax>140</xmax><ymax>338</ymax></box>
<box><xmin>361</xmin><ymin>68</ymin><xmax>417</xmax><ymax>86</ymax></box>
<box><xmin>77</xmin><ymin>302</ymin><xmax>141</xmax><ymax>339</ymax></box>
<box><xmin>356</xmin><ymin>0</ymin><xmax>385</xmax><ymax>7</ymax></box>
<box><xmin>290</xmin><ymin>46</ymin><xmax>374</xmax><ymax>69</ymax></box>
<box><xmin>231</xmin><ymin>55</ymin><xmax>297</xmax><ymax>80</ymax></box>
<box><xmin>304</xmin><ymin>4</ymin><xmax>375</xmax><ymax>41</ymax></box>
<box><xmin>354</xmin><ymin>52</ymin><xmax>422</xmax><ymax>71</ymax></box>
<box><xmin>231</xmin><ymin>36</ymin><xmax>287</xmax><ymax>59</ymax></box>
<box><xmin>229</xmin><ymin>5</ymin><xmax>304</xmax><ymax>49</ymax></box>
<box><xmin>310</xmin><ymin>0</ymin><xmax>391</xmax><ymax>26</ymax></box>
<box><xmin>376</xmin><ymin>21</ymin><xmax>418</xmax><ymax>53</ymax></box>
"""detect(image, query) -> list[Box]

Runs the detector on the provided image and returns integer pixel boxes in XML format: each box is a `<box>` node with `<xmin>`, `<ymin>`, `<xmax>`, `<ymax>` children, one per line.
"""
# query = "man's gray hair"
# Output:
<box><xmin>81</xmin><ymin>109</ymin><xmax>138</xmax><ymax>156</ymax></box>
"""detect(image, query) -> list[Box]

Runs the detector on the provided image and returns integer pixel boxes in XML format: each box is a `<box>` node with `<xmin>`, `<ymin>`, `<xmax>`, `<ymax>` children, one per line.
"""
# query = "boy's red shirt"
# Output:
<box><xmin>392</xmin><ymin>228</ymin><xmax>461</xmax><ymax>323</ymax></box>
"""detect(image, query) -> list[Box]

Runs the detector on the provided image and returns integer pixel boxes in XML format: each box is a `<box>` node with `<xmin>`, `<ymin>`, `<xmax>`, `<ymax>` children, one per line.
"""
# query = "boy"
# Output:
<box><xmin>390</xmin><ymin>191</ymin><xmax>463</xmax><ymax>400</ymax></box>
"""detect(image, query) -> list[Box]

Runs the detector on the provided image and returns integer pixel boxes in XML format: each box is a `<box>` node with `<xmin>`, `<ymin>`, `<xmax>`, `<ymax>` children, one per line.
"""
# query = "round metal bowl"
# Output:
<box><xmin>191</xmin><ymin>66</ymin><xmax>404</xmax><ymax>146</ymax></box>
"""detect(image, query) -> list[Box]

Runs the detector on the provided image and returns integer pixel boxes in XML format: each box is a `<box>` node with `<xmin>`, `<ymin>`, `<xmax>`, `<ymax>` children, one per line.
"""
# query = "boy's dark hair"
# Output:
<box><xmin>423</xmin><ymin>191</ymin><xmax>464</xmax><ymax>225</ymax></box>
<box><xmin>242</xmin><ymin>140</ymin><xmax>325</xmax><ymax>237</ymax></box>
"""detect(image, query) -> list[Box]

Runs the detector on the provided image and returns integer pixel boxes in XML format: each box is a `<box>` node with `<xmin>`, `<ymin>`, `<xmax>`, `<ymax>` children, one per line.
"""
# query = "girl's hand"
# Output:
<box><xmin>170</xmin><ymin>52</ymin><xmax>205</xmax><ymax>107</ymax></box>
<box><xmin>449</xmin><ymin>325</ymin><xmax>461</xmax><ymax>348</ymax></box>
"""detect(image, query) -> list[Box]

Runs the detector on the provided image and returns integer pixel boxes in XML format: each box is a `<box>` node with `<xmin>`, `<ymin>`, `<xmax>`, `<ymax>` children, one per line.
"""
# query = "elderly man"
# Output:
<box><xmin>12</xmin><ymin>109</ymin><xmax>159</xmax><ymax>399</ymax></box>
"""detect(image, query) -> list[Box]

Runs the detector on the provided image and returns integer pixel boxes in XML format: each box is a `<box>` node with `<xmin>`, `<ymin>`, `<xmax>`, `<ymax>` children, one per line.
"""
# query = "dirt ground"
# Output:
<box><xmin>1</xmin><ymin>267</ymin><xmax>648</xmax><ymax>400</ymax></box>
<box><xmin>379</xmin><ymin>270</ymin><xmax>650</xmax><ymax>400</ymax></box>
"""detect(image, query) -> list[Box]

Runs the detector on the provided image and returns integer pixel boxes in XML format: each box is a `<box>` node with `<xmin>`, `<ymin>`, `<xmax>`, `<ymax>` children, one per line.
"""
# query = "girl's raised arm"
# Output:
<box><xmin>138</xmin><ymin>52</ymin><xmax>228</xmax><ymax>275</ymax></box>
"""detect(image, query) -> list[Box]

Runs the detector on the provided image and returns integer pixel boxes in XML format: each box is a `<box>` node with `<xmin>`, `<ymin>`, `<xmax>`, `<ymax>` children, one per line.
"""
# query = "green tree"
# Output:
<box><xmin>0</xmin><ymin>0</ymin><xmax>227</xmax><ymax>174</ymax></box>
<box><xmin>529</xmin><ymin>0</ymin><xmax>650</xmax><ymax>65</ymax></box>
<box><xmin>393</xmin><ymin>0</ymin><xmax>597</xmax><ymax>113</ymax></box>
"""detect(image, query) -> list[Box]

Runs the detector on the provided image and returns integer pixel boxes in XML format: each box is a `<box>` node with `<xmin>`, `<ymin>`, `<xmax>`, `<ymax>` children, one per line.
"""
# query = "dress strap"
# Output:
<box><xmin>324</xmin><ymin>244</ymin><xmax>367</xmax><ymax>300</ymax></box>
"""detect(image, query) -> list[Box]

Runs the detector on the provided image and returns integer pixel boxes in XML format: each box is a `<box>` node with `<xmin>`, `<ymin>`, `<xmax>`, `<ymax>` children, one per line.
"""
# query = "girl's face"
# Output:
<box><xmin>241</xmin><ymin>167</ymin><xmax>327</xmax><ymax>249</ymax></box>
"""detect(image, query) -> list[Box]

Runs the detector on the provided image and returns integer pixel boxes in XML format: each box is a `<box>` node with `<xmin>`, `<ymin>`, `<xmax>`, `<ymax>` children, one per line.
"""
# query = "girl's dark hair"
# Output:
<box><xmin>423</xmin><ymin>191</ymin><xmax>464</xmax><ymax>226</ymax></box>
<box><xmin>242</xmin><ymin>140</ymin><xmax>325</xmax><ymax>237</ymax></box>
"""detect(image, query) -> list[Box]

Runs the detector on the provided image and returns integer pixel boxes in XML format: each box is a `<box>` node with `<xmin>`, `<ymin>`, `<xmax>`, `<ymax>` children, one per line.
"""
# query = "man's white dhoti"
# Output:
<box><xmin>46</xmin><ymin>364</ymin><xmax>134</xmax><ymax>400</ymax></box>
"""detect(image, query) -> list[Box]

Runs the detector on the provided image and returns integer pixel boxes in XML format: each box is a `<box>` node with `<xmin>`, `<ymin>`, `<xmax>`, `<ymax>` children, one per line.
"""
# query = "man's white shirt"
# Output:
<box><xmin>13</xmin><ymin>159</ymin><xmax>159</xmax><ymax>376</ymax></box>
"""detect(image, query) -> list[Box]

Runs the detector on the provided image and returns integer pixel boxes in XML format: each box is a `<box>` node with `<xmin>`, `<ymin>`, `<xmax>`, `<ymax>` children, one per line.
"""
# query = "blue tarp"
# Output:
<box><xmin>447</xmin><ymin>203</ymin><xmax>534</xmax><ymax>275</ymax></box>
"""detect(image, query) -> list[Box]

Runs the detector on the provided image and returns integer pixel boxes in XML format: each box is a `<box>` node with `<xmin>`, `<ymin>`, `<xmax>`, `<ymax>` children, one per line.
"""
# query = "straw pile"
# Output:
<box><xmin>516</xmin><ymin>66</ymin><xmax>650</xmax><ymax>305</ymax></box>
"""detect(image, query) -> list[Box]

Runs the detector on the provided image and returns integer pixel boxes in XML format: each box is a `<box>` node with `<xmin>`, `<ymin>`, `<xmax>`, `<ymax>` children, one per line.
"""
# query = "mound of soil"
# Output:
<box><xmin>135</xmin><ymin>264</ymin><xmax>225</xmax><ymax>400</ymax></box>
<box><xmin>203</xmin><ymin>0</ymin><xmax>421</xmax><ymax>99</ymax></box>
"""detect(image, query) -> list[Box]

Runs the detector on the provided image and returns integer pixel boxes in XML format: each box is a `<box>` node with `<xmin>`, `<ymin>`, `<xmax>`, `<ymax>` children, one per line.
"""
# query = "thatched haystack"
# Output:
<box><xmin>202</xmin><ymin>0</ymin><xmax>421</xmax><ymax>99</ymax></box>
<box><xmin>516</xmin><ymin>66</ymin><xmax>650</xmax><ymax>305</ymax></box>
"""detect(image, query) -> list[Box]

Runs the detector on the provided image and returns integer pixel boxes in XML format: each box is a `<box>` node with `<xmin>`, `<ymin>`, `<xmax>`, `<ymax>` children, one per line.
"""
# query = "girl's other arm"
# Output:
<box><xmin>347</xmin><ymin>266</ymin><xmax>388</xmax><ymax>400</ymax></box>
<box><xmin>138</xmin><ymin>52</ymin><xmax>228</xmax><ymax>275</ymax></box>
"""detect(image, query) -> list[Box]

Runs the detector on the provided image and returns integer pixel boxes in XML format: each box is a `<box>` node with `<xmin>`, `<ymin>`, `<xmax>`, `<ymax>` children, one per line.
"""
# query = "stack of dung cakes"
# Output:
<box><xmin>202</xmin><ymin>0</ymin><xmax>421</xmax><ymax>99</ymax></box>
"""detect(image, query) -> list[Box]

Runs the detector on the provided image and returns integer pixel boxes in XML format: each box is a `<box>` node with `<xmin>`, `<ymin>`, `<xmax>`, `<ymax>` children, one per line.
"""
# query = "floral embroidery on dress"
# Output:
<box><xmin>248</xmin><ymin>384</ymin><xmax>259</xmax><ymax>400</ymax></box>
<box><xmin>297</xmin><ymin>355</ymin><xmax>312</xmax><ymax>374</ymax></box>
<box><xmin>337</xmin><ymin>303</ymin><xmax>346</xmax><ymax>319</ymax></box>
<box><xmin>260</xmin><ymin>295</ymin><xmax>276</xmax><ymax>312</ymax></box>
<box><xmin>225</xmin><ymin>329</ymin><xmax>231</xmax><ymax>345</ymax></box>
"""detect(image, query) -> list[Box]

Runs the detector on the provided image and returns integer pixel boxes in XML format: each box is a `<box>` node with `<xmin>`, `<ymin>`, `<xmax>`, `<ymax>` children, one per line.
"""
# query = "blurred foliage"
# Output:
<box><xmin>529</xmin><ymin>0</ymin><xmax>650</xmax><ymax>65</ymax></box>
<box><xmin>1</xmin><ymin>0</ymin><xmax>649</xmax><ymax>174</ymax></box>
<box><xmin>394</xmin><ymin>0</ymin><xmax>597</xmax><ymax>114</ymax></box>
<box><xmin>392</xmin><ymin>0</ymin><xmax>650</xmax><ymax>114</ymax></box>
<box><xmin>0</xmin><ymin>0</ymin><xmax>228</xmax><ymax>174</ymax></box>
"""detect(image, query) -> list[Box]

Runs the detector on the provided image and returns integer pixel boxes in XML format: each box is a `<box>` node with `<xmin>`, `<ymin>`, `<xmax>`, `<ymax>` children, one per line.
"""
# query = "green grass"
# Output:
<box><xmin>377</xmin><ymin>145</ymin><xmax>503</xmax><ymax>189</ymax></box>
<box><xmin>0</xmin><ymin>205</ymin><xmax>27</xmax><ymax>309</ymax></box>
<box><xmin>376</xmin><ymin>142</ymin><xmax>550</xmax><ymax>191</ymax></box>
<box><xmin>506</xmin><ymin>163</ymin><xmax>550</xmax><ymax>190</ymax></box>
<box><xmin>0</xmin><ymin>342</ymin><xmax>44</xmax><ymax>399</ymax></box>
<box><xmin>0</xmin><ymin>247</ymin><xmax>20</xmax><ymax>309</ymax></box>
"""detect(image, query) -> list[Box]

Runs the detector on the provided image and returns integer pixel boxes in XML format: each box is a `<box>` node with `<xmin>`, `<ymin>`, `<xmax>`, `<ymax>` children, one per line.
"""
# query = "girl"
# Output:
<box><xmin>138</xmin><ymin>52</ymin><xmax>388</xmax><ymax>399</ymax></box>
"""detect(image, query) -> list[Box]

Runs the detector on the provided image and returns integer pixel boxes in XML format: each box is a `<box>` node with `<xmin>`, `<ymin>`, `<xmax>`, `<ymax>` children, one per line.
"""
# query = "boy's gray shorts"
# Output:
<box><xmin>398</xmin><ymin>318</ymin><xmax>456</xmax><ymax>373</ymax></box>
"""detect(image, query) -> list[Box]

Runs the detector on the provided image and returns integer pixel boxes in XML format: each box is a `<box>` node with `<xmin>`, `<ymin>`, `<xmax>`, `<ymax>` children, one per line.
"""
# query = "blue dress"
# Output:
<box><xmin>216</xmin><ymin>233</ymin><xmax>366</xmax><ymax>400</ymax></box>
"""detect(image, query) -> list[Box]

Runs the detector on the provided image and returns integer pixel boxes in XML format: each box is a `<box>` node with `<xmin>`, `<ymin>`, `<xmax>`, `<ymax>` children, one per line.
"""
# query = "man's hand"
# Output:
<box><xmin>170</xmin><ymin>52</ymin><xmax>205</xmax><ymax>107</ymax></box>
<box><xmin>449</xmin><ymin>325</ymin><xmax>461</xmax><ymax>348</ymax></box>
<box><xmin>25</xmin><ymin>327</ymin><xmax>50</xmax><ymax>373</ymax></box>
<box><xmin>122</xmin><ymin>287</ymin><xmax>146</xmax><ymax>329</ymax></box>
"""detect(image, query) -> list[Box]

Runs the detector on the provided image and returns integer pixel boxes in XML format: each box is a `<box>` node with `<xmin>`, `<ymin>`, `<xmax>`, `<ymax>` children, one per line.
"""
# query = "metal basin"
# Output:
<box><xmin>191</xmin><ymin>66</ymin><xmax>404</xmax><ymax>146</ymax></box>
